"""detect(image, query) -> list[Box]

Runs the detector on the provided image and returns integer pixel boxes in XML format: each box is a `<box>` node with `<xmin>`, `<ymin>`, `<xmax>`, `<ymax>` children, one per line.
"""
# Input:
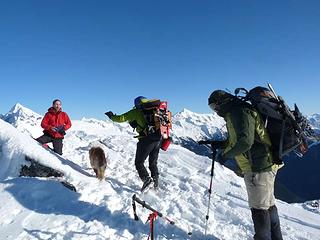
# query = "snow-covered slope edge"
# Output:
<box><xmin>0</xmin><ymin>119</ymin><xmax>87</xmax><ymax>181</ymax></box>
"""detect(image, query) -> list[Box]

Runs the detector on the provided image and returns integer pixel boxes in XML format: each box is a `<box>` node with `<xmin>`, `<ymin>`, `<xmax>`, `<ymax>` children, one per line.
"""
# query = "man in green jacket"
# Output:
<box><xmin>208</xmin><ymin>90</ymin><xmax>283</xmax><ymax>240</ymax></box>
<box><xmin>105</xmin><ymin>96</ymin><xmax>162</xmax><ymax>191</ymax></box>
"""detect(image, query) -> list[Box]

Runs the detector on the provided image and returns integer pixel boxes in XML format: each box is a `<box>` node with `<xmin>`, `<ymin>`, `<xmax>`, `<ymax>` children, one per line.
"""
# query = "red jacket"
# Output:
<box><xmin>41</xmin><ymin>107</ymin><xmax>72</xmax><ymax>138</ymax></box>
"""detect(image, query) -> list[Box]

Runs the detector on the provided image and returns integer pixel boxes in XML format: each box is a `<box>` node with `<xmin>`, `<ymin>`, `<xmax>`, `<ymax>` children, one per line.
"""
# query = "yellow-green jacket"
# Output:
<box><xmin>222</xmin><ymin>104</ymin><xmax>274</xmax><ymax>173</ymax></box>
<box><xmin>111</xmin><ymin>108</ymin><xmax>147</xmax><ymax>134</ymax></box>
<box><xmin>110</xmin><ymin>108</ymin><xmax>161</xmax><ymax>140</ymax></box>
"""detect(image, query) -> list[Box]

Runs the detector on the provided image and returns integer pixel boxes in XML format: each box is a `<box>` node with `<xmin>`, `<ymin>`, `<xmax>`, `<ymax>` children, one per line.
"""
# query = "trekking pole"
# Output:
<box><xmin>198</xmin><ymin>140</ymin><xmax>225</xmax><ymax>237</ymax></box>
<box><xmin>204</xmin><ymin>148</ymin><xmax>217</xmax><ymax>237</ymax></box>
<box><xmin>132</xmin><ymin>194</ymin><xmax>176</xmax><ymax>240</ymax></box>
<box><xmin>132</xmin><ymin>194</ymin><xmax>175</xmax><ymax>225</ymax></box>
<box><xmin>132</xmin><ymin>195</ymin><xmax>139</xmax><ymax>221</ymax></box>
<box><xmin>146</xmin><ymin>211</ymin><xmax>158</xmax><ymax>240</ymax></box>
<box><xmin>132</xmin><ymin>195</ymin><xmax>193</xmax><ymax>237</ymax></box>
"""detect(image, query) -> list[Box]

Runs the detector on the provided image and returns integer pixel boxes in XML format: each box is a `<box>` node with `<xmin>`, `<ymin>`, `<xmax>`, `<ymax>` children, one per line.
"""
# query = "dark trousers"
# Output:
<box><xmin>36</xmin><ymin>134</ymin><xmax>63</xmax><ymax>155</ymax></box>
<box><xmin>135</xmin><ymin>138</ymin><xmax>161</xmax><ymax>182</ymax></box>
<box><xmin>251</xmin><ymin>206</ymin><xmax>283</xmax><ymax>240</ymax></box>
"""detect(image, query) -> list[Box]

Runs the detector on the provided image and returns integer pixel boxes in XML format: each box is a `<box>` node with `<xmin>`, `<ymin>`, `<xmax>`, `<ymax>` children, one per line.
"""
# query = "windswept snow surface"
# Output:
<box><xmin>0</xmin><ymin>105</ymin><xmax>319</xmax><ymax>240</ymax></box>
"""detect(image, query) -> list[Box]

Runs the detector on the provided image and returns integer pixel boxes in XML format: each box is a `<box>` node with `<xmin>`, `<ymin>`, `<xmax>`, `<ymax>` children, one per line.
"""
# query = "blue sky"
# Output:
<box><xmin>1</xmin><ymin>1</ymin><xmax>320</xmax><ymax>119</ymax></box>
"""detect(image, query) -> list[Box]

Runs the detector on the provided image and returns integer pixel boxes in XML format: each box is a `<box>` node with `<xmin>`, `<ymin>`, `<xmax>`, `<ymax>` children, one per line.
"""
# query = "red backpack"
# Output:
<box><xmin>140</xmin><ymin>99</ymin><xmax>172</xmax><ymax>151</ymax></box>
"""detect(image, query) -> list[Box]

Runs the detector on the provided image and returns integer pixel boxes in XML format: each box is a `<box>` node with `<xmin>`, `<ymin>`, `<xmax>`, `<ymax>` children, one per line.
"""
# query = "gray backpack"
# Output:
<box><xmin>235</xmin><ymin>84</ymin><xmax>316</xmax><ymax>164</ymax></box>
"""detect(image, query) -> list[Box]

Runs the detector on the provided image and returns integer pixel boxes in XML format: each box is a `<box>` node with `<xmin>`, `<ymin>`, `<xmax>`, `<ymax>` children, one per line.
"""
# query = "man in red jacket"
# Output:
<box><xmin>36</xmin><ymin>99</ymin><xmax>72</xmax><ymax>155</ymax></box>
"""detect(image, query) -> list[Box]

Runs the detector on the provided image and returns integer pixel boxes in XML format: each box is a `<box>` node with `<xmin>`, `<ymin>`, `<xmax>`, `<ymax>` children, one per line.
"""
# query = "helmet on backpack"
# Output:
<box><xmin>208</xmin><ymin>90</ymin><xmax>234</xmax><ymax>113</ymax></box>
<box><xmin>247</xmin><ymin>86</ymin><xmax>277</xmax><ymax>101</ymax></box>
<box><xmin>134</xmin><ymin>96</ymin><xmax>147</xmax><ymax>109</ymax></box>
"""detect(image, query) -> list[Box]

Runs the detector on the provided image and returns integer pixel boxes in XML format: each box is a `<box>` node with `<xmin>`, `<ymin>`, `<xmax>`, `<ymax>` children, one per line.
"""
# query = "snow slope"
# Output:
<box><xmin>0</xmin><ymin>105</ymin><xmax>319</xmax><ymax>240</ymax></box>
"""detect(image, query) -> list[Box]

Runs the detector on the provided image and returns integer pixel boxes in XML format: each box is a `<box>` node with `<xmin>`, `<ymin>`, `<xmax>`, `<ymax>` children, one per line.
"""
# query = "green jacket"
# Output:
<box><xmin>222</xmin><ymin>103</ymin><xmax>273</xmax><ymax>173</ymax></box>
<box><xmin>110</xmin><ymin>108</ymin><xmax>147</xmax><ymax>135</ymax></box>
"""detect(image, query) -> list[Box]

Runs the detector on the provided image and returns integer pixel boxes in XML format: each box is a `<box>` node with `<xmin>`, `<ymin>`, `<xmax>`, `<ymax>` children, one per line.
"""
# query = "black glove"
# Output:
<box><xmin>56</xmin><ymin>125</ymin><xmax>66</xmax><ymax>135</ymax></box>
<box><xmin>105</xmin><ymin>111</ymin><xmax>114</xmax><ymax>119</ymax></box>
<box><xmin>56</xmin><ymin>125</ymin><xmax>64</xmax><ymax>132</ymax></box>
<box><xmin>198</xmin><ymin>140</ymin><xmax>227</xmax><ymax>150</ymax></box>
<box><xmin>198</xmin><ymin>140</ymin><xmax>209</xmax><ymax>145</ymax></box>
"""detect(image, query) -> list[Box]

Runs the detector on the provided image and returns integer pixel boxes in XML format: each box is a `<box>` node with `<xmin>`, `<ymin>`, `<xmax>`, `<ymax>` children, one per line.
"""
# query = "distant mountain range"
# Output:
<box><xmin>2</xmin><ymin>104</ymin><xmax>320</xmax><ymax>239</ymax></box>
<box><xmin>1</xmin><ymin>103</ymin><xmax>320</xmax><ymax>203</ymax></box>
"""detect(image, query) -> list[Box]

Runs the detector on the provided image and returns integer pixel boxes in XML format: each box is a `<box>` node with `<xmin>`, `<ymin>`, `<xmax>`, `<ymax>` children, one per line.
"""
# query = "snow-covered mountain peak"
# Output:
<box><xmin>310</xmin><ymin>113</ymin><xmax>320</xmax><ymax>118</ymax></box>
<box><xmin>308</xmin><ymin>113</ymin><xmax>320</xmax><ymax>129</ymax></box>
<box><xmin>1</xmin><ymin>103</ymin><xmax>43</xmax><ymax>137</ymax></box>
<box><xmin>172</xmin><ymin>108</ymin><xmax>226</xmax><ymax>141</ymax></box>
<box><xmin>174</xmin><ymin>108</ymin><xmax>213</xmax><ymax>119</ymax></box>
<box><xmin>10</xmin><ymin>102</ymin><xmax>27</xmax><ymax>112</ymax></box>
<box><xmin>175</xmin><ymin>108</ymin><xmax>197</xmax><ymax>117</ymax></box>
<box><xmin>2</xmin><ymin>103</ymin><xmax>42</xmax><ymax>125</ymax></box>
<box><xmin>10</xmin><ymin>103</ymin><xmax>40</xmax><ymax>117</ymax></box>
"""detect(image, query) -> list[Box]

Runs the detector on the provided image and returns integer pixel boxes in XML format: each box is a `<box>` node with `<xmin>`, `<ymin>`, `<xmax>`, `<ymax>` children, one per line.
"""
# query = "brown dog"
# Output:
<box><xmin>89</xmin><ymin>147</ymin><xmax>107</xmax><ymax>180</ymax></box>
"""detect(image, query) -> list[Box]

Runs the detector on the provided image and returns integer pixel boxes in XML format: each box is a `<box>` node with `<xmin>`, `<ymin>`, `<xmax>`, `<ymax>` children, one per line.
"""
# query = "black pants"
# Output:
<box><xmin>135</xmin><ymin>138</ymin><xmax>161</xmax><ymax>182</ymax></box>
<box><xmin>251</xmin><ymin>205</ymin><xmax>283</xmax><ymax>240</ymax></box>
<box><xmin>36</xmin><ymin>134</ymin><xmax>63</xmax><ymax>155</ymax></box>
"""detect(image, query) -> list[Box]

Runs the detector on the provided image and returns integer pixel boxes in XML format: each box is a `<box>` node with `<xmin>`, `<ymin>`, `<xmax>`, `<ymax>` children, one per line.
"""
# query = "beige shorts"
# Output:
<box><xmin>244</xmin><ymin>170</ymin><xmax>277</xmax><ymax>210</ymax></box>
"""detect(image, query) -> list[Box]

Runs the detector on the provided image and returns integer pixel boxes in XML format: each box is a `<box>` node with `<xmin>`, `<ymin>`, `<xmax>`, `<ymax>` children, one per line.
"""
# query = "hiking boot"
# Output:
<box><xmin>141</xmin><ymin>177</ymin><xmax>153</xmax><ymax>192</ymax></box>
